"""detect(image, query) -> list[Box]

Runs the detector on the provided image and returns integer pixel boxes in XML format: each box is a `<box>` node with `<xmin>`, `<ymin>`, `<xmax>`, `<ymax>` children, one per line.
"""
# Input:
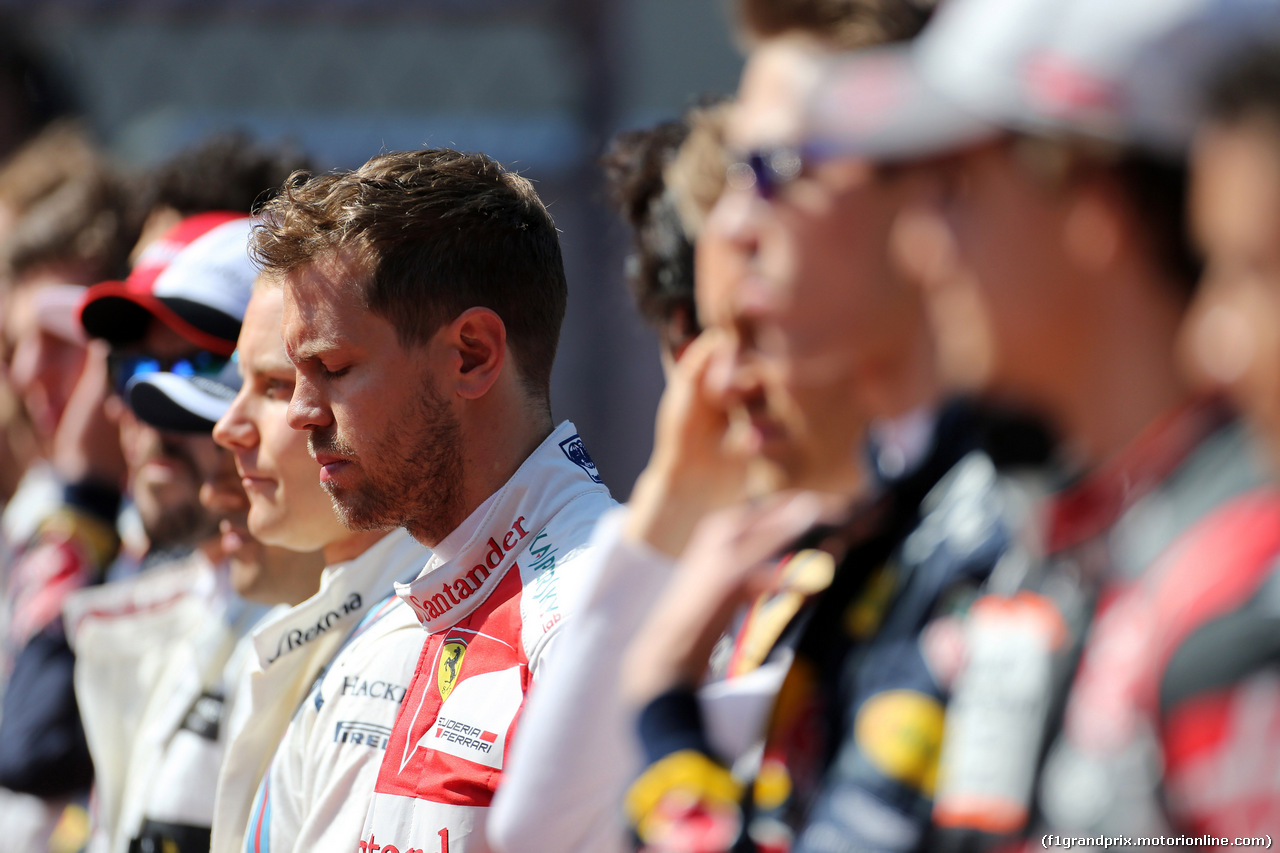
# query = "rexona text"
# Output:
<box><xmin>267</xmin><ymin>592</ymin><xmax>363</xmax><ymax>663</ymax></box>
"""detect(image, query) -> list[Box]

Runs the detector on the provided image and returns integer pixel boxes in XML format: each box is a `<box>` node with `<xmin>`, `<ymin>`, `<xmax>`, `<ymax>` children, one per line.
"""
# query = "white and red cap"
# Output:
<box><xmin>806</xmin><ymin>0</ymin><xmax>1280</xmax><ymax>162</ymax></box>
<box><xmin>79</xmin><ymin>211</ymin><xmax>257</xmax><ymax>356</ymax></box>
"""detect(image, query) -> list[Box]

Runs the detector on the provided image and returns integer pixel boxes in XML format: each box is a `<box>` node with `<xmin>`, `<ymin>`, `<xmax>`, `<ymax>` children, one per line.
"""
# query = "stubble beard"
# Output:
<box><xmin>141</xmin><ymin>497</ymin><xmax>217</xmax><ymax>552</ymax></box>
<box><xmin>308</xmin><ymin>377</ymin><xmax>464</xmax><ymax>544</ymax></box>
<box><xmin>137</xmin><ymin>436</ymin><xmax>220</xmax><ymax>550</ymax></box>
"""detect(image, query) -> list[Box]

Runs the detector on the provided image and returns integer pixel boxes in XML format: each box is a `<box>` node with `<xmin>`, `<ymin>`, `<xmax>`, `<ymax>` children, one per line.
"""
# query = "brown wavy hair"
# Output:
<box><xmin>251</xmin><ymin>148</ymin><xmax>567</xmax><ymax>400</ymax></box>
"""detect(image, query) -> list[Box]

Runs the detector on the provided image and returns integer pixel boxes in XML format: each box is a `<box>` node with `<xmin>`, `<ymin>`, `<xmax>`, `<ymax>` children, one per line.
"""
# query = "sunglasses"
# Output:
<box><xmin>732</xmin><ymin>146</ymin><xmax>829</xmax><ymax>201</ymax></box>
<box><xmin>725</xmin><ymin>144</ymin><xmax>852</xmax><ymax>200</ymax></box>
<box><xmin>109</xmin><ymin>350</ymin><xmax>231</xmax><ymax>397</ymax></box>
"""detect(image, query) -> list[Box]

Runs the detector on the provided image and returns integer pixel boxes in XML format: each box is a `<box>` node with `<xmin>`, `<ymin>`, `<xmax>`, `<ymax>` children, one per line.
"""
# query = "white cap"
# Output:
<box><xmin>80</xmin><ymin>213</ymin><xmax>256</xmax><ymax>356</ymax></box>
<box><xmin>809</xmin><ymin>0</ymin><xmax>1280</xmax><ymax>161</ymax></box>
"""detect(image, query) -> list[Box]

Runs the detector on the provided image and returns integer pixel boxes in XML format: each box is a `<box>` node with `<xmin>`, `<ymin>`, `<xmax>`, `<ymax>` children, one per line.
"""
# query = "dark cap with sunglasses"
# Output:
<box><xmin>79</xmin><ymin>212</ymin><xmax>257</xmax><ymax>357</ymax></box>
<box><xmin>126</xmin><ymin>358</ymin><xmax>241</xmax><ymax>434</ymax></box>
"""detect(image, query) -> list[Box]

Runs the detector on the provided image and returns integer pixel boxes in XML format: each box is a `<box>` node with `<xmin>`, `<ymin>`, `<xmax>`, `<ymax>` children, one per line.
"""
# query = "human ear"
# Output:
<box><xmin>1063</xmin><ymin>179</ymin><xmax>1124</xmax><ymax>274</ymax></box>
<box><xmin>448</xmin><ymin>307</ymin><xmax>507</xmax><ymax>400</ymax></box>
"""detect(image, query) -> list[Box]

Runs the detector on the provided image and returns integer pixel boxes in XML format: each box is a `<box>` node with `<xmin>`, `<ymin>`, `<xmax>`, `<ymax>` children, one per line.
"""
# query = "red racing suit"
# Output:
<box><xmin>930</xmin><ymin>401</ymin><xmax>1270</xmax><ymax>852</ymax></box>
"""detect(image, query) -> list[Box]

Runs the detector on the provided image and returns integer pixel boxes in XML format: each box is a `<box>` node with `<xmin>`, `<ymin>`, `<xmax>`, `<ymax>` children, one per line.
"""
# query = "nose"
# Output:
<box><xmin>286</xmin><ymin>372</ymin><xmax>332</xmax><ymax>433</ymax></box>
<box><xmin>705</xmin><ymin>333</ymin><xmax>763</xmax><ymax>414</ymax></box>
<box><xmin>213</xmin><ymin>385</ymin><xmax>258</xmax><ymax>452</ymax></box>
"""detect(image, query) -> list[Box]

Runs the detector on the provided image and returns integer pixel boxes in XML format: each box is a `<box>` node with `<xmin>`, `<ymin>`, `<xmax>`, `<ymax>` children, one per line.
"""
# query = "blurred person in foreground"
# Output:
<box><xmin>207</xmin><ymin>278</ymin><xmax>430</xmax><ymax>853</ymax></box>
<box><xmin>501</xmin><ymin>3</ymin><xmax>1043</xmax><ymax>853</ymax></box>
<box><xmin>239</xmin><ymin>147</ymin><xmax>614</xmax><ymax>853</ymax></box>
<box><xmin>0</xmin><ymin>124</ymin><xmax>139</xmax><ymax>853</ymax></box>
<box><xmin>0</xmin><ymin>124</ymin><xmax>133</xmax><ymax>550</ymax></box>
<box><xmin>0</xmin><ymin>131</ymin><xmax>310</xmax><ymax>848</ymax></box>
<box><xmin>66</xmin><ymin>355</ymin><xmax>324</xmax><ymax>853</ymax></box>
<box><xmin>775</xmin><ymin>0</ymin><xmax>1280</xmax><ymax>847</ymax></box>
<box><xmin>1152</xmin><ymin>41</ymin><xmax>1280</xmax><ymax>836</ymax></box>
<box><xmin>616</xmin><ymin>3</ymin><xmax>1062</xmax><ymax>847</ymax></box>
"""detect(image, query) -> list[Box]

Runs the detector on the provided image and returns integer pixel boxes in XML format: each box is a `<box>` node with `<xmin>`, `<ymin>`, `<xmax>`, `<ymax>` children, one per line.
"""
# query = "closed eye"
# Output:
<box><xmin>263</xmin><ymin>377</ymin><xmax>295</xmax><ymax>402</ymax></box>
<box><xmin>321</xmin><ymin>363</ymin><xmax>351</xmax><ymax>380</ymax></box>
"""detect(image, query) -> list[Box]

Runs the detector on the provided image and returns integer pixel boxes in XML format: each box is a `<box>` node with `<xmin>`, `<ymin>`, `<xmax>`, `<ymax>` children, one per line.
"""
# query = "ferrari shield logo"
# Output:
<box><xmin>438</xmin><ymin>638</ymin><xmax>468</xmax><ymax>702</ymax></box>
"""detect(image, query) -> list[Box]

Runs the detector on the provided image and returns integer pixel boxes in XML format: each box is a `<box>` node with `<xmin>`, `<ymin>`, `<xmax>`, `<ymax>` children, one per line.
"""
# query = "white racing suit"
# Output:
<box><xmin>211</xmin><ymin>528</ymin><xmax>429</xmax><ymax>853</ymax></box>
<box><xmin>489</xmin><ymin>506</ymin><xmax>788</xmax><ymax>853</ymax></box>
<box><xmin>65</xmin><ymin>553</ymin><xmax>267</xmax><ymax>853</ymax></box>
<box><xmin>247</xmin><ymin>421</ymin><xmax>614</xmax><ymax>853</ymax></box>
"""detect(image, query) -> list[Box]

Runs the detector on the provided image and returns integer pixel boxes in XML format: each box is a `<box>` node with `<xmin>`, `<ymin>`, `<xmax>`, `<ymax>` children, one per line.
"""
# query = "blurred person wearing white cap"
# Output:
<box><xmin>66</xmin><ymin>356</ymin><xmax>324</xmax><ymax>853</ymax></box>
<box><xmin>78</xmin><ymin>212</ymin><xmax>265</xmax><ymax>561</ymax></box>
<box><xmin>770</xmin><ymin>0</ymin><xmax>1280</xmax><ymax>847</ymax></box>
<box><xmin>206</xmin><ymin>280</ymin><xmax>430</xmax><ymax>853</ymax></box>
<box><xmin>48</xmin><ymin>212</ymin><xmax>320</xmax><ymax>853</ymax></box>
<box><xmin>45</xmin><ymin>129</ymin><xmax>312</xmax><ymax>581</ymax></box>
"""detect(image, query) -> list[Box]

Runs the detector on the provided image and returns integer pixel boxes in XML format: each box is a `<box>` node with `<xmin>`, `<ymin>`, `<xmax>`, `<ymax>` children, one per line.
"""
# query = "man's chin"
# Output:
<box><xmin>140</xmin><ymin>503</ymin><xmax>218</xmax><ymax>551</ymax></box>
<box><xmin>326</xmin><ymin>489</ymin><xmax>400</xmax><ymax>533</ymax></box>
<box><xmin>245</xmin><ymin>507</ymin><xmax>290</xmax><ymax>549</ymax></box>
<box><xmin>744</xmin><ymin>456</ymin><xmax>790</xmax><ymax>497</ymax></box>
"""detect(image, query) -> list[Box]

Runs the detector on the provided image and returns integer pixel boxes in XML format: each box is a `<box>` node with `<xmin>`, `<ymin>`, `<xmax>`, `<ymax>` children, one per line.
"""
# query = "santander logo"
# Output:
<box><xmin>405</xmin><ymin>517</ymin><xmax>530</xmax><ymax>623</ymax></box>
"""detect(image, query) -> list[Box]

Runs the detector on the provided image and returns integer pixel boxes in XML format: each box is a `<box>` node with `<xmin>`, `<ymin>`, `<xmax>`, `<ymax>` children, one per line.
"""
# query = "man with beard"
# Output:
<box><xmin>207</xmin><ymin>280</ymin><xmax>429</xmax><ymax>853</ymax></box>
<box><xmin>79</xmin><ymin>213</ymin><xmax>261</xmax><ymax>565</ymax></box>
<box><xmin>0</xmin><ymin>124</ymin><xmax>140</xmax><ymax>852</ymax></box>
<box><xmin>239</xmin><ymin>148</ymin><xmax>614</xmax><ymax>853</ymax></box>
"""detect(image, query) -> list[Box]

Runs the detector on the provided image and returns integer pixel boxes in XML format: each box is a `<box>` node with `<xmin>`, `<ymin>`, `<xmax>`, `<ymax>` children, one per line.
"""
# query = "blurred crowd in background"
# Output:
<box><xmin>2</xmin><ymin>0</ymin><xmax>1280</xmax><ymax>852</ymax></box>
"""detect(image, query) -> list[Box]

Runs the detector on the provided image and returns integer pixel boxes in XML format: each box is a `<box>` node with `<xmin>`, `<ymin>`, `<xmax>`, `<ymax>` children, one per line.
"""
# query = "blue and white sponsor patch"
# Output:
<box><xmin>559</xmin><ymin>433</ymin><xmax>602</xmax><ymax>484</ymax></box>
